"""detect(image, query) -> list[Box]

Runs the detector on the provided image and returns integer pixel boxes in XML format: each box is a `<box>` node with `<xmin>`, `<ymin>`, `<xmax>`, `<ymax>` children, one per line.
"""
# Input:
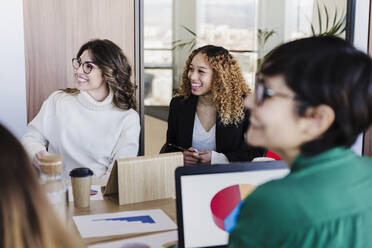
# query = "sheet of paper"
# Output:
<box><xmin>88</xmin><ymin>230</ymin><xmax>178</xmax><ymax>248</ymax></box>
<box><xmin>68</xmin><ymin>185</ymin><xmax>103</xmax><ymax>201</ymax></box>
<box><xmin>73</xmin><ymin>209</ymin><xmax>177</xmax><ymax>238</ymax></box>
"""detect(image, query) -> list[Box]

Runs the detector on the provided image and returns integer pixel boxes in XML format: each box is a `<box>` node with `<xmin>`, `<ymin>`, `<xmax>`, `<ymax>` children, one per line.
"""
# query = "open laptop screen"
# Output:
<box><xmin>175</xmin><ymin>161</ymin><xmax>290</xmax><ymax>248</ymax></box>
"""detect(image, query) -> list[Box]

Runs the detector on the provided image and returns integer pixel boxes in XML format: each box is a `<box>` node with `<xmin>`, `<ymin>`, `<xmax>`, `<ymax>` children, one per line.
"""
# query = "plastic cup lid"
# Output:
<box><xmin>69</xmin><ymin>167</ymin><xmax>94</xmax><ymax>177</ymax></box>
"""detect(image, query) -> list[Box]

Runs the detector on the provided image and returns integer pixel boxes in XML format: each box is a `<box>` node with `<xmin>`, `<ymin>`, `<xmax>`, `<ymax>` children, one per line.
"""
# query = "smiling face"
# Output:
<box><xmin>244</xmin><ymin>75</ymin><xmax>313</xmax><ymax>161</ymax></box>
<box><xmin>188</xmin><ymin>52</ymin><xmax>214</xmax><ymax>96</ymax></box>
<box><xmin>74</xmin><ymin>50</ymin><xmax>108</xmax><ymax>101</ymax></box>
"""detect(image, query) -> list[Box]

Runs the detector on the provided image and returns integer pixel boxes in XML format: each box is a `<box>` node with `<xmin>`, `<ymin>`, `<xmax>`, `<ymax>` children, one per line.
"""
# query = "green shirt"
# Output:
<box><xmin>228</xmin><ymin>147</ymin><xmax>372</xmax><ymax>247</ymax></box>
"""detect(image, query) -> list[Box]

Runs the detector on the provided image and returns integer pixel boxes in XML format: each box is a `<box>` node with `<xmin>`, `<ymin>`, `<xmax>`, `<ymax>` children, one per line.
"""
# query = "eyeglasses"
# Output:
<box><xmin>72</xmin><ymin>58</ymin><xmax>96</xmax><ymax>74</ymax></box>
<box><xmin>255</xmin><ymin>77</ymin><xmax>296</xmax><ymax>106</ymax></box>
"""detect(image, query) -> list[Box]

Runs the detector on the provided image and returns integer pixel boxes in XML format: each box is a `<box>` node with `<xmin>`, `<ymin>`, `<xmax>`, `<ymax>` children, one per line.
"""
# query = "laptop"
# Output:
<box><xmin>175</xmin><ymin>160</ymin><xmax>290</xmax><ymax>248</ymax></box>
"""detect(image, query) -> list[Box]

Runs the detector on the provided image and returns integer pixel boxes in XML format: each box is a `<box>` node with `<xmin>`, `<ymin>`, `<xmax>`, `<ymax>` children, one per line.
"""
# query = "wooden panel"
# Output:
<box><xmin>364</xmin><ymin>2</ymin><xmax>372</xmax><ymax>157</ymax></box>
<box><xmin>364</xmin><ymin>127</ymin><xmax>372</xmax><ymax>157</ymax></box>
<box><xmin>23</xmin><ymin>0</ymin><xmax>135</xmax><ymax>122</ymax></box>
<box><xmin>145</xmin><ymin>115</ymin><xmax>167</xmax><ymax>155</ymax></box>
<box><xmin>104</xmin><ymin>152</ymin><xmax>183</xmax><ymax>205</ymax></box>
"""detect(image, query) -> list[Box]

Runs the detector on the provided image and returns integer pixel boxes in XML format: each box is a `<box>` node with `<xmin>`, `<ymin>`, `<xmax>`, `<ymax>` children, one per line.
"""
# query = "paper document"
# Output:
<box><xmin>88</xmin><ymin>230</ymin><xmax>178</xmax><ymax>248</ymax></box>
<box><xmin>73</xmin><ymin>209</ymin><xmax>177</xmax><ymax>238</ymax></box>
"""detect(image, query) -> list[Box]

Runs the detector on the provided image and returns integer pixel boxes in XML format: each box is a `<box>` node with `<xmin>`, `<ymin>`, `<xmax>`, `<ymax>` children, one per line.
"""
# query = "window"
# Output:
<box><xmin>197</xmin><ymin>0</ymin><xmax>258</xmax><ymax>88</ymax></box>
<box><xmin>144</xmin><ymin>0</ymin><xmax>173</xmax><ymax>106</ymax></box>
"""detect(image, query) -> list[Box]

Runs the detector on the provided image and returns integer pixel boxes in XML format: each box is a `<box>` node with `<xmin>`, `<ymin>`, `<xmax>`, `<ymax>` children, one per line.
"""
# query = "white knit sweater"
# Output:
<box><xmin>21</xmin><ymin>90</ymin><xmax>140</xmax><ymax>181</ymax></box>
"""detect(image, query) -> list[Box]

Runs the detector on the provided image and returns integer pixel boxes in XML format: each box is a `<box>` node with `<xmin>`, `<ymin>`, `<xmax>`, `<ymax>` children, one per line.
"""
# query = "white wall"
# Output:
<box><xmin>351</xmin><ymin>0</ymin><xmax>370</xmax><ymax>155</ymax></box>
<box><xmin>257</xmin><ymin>0</ymin><xmax>287</xmax><ymax>56</ymax></box>
<box><xmin>0</xmin><ymin>0</ymin><xmax>27</xmax><ymax>139</ymax></box>
<box><xmin>353</xmin><ymin>0</ymin><xmax>370</xmax><ymax>52</ymax></box>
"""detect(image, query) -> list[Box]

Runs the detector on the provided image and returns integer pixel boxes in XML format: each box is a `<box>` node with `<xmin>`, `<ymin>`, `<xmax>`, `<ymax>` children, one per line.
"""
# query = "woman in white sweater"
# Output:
<box><xmin>22</xmin><ymin>39</ymin><xmax>140</xmax><ymax>184</ymax></box>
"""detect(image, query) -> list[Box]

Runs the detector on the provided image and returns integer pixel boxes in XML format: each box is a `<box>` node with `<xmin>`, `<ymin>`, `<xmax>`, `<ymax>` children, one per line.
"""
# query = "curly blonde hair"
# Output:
<box><xmin>177</xmin><ymin>45</ymin><xmax>251</xmax><ymax>125</ymax></box>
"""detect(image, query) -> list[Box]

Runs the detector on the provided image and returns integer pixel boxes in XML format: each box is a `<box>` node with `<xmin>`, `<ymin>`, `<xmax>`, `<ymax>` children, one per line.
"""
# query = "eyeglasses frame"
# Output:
<box><xmin>72</xmin><ymin>57</ymin><xmax>97</xmax><ymax>74</ymax></box>
<box><xmin>254</xmin><ymin>76</ymin><xmax>296</xmax><ymax>106</ymax></box>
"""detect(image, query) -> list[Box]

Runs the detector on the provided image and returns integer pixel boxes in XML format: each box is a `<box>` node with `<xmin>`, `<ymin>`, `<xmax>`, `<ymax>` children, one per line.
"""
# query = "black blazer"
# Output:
<box><xmin>160</xmin><ymin>95</ymin><xmax>264</xmax><ymax>162</ymax></box>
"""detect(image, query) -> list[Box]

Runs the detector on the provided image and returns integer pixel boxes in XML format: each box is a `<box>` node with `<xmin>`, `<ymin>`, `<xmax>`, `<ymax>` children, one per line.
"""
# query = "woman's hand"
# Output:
<box><xmin>198</xmin><ymin>150</ymin><xmax>212</xmax><ymax>165</ymax></box>
<box><xmin>183</xmin><ymin>147</ymin><xmax>199</xmax><ymax>166</ymax></box>
<box><xmin>183</xmin><ymin>149</ymin><xmax>212</xmax><ymax>165</ymax></box>
<box><xmin>33</xmin><ymin>150</ymin><xmax>51</xmax><ymax>167</ymax></box>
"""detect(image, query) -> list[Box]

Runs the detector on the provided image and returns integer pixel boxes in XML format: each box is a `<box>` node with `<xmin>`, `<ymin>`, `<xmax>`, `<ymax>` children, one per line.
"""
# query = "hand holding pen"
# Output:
<box><xmin>167</xmin><ymin>143</ymin><xmax>190</xmax><ymax>152</ymax></box>
<box><xmin>167</xmin><ymin>143</ymin><xmax>200</xmax><ymax>165</ymax></box>
<box><xmin>183</xmin><ymin>147</ymin><xmax>200</xmax><ymax>165</ymax></box>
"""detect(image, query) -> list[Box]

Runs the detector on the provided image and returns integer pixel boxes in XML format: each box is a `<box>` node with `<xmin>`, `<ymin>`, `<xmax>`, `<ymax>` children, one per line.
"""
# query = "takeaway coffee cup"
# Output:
<box><xmin>69</xmin><ymin>167</ymin><xmax>93</xmax><ymax>208</ymax></box>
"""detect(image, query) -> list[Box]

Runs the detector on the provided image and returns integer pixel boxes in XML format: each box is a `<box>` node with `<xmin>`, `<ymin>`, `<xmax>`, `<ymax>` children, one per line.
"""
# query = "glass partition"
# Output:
<box><xmin>143</xmin><ymin>0</ymin><xmax>351</xmax><ymax>153</ymax></box>
<box><xmin>144</xmin><ymin>0</ymin><xmax>348</xmax><ymax>108</ymax></box>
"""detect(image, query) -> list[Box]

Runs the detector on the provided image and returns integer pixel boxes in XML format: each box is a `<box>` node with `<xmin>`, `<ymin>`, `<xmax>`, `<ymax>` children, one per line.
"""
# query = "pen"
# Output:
<box><xmin>167</xmin><ymin>143</ymin><xmax>189</xmax><ymax>152</ymax></box>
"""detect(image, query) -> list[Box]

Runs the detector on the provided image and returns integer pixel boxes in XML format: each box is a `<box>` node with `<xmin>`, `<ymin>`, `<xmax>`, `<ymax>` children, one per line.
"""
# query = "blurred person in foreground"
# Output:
<box><xmin>229</xmin><ymin>36</ymin><xmax>372</xmax><ymax>247</ymax></box>
<box><xmin>0</xmin><ymin>123</ymin><xmax>82</xmax><ymax>248</ymax></box>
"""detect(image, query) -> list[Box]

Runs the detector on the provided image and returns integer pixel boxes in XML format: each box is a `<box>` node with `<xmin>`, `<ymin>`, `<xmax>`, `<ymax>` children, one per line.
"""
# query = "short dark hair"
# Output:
<box><xmin>259</xmin><ymin>36</ymin><xmax>372</xmax><ymax>155</ymax></box>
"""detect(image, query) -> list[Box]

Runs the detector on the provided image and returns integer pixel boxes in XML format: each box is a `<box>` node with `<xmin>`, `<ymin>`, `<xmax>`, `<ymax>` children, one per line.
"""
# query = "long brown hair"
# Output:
<box><xmin>0</xmin><ymin>124</ymin><xmax>82</xmax><ymax>248</ymax></box>
<box><xmin>65</xmin><ymin>39</ymin><xmax>137</xmax><ymax>111</ymax></box>
<box><xmin>177</xmin><ymin>45</ymin><xmax>251</xmax><ymax>125</ymax></box>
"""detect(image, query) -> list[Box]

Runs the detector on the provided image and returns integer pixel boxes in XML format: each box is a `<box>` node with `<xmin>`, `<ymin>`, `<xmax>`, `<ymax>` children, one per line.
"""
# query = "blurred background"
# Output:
<box><xmin>143</xmin><ymin>0</ymin><xmax>348</xmax><ymax>154</ymax></box>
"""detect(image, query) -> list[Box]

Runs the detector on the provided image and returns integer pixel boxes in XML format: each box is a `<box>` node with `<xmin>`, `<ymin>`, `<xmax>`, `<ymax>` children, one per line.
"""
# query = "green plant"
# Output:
<box><xmin>257</xmin><ymin>28</ymin><xmax>276</xmax><ymax>49</ymax></box>
<box><xmin>172</xmin><ymin>25</ymin><xmax>198</xmax><ymax>52</ymax></box>
<box><xmin>172</xmin><ymin>25</ymin><xmax>276</xmax><ymax>73</ymax></box>
<box><xmin>257</xmin><ymin>28</ymin><xmax>276</xmax><ymax>69</ymax></box>
<box><xmin>310</xmin><ymin>1</ymin><xmax>346</xmax><ymax>36</ymax></box>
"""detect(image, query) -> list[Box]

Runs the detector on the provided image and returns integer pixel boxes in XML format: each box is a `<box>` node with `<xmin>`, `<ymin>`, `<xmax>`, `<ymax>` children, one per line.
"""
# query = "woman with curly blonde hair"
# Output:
<box><xmin>161</xmin><ymin>45</ymin><xmax>263</xmax><ymax>165</ymax></box>
<box><xmin>22</xmin><ymin>39</ymin><xmax>140</xmax><ymax>184</ymax></box>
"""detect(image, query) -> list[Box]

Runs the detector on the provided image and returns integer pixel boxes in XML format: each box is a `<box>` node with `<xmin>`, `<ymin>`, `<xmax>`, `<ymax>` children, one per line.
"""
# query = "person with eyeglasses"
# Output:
<box><xmin>161</xmin><ymin>45</ymin><xmax>264</xmax><ymax>165</ymax></box>
<box><xmin>228</xmin><ymin>36</ymin><xmax>372</xmax><ymax>247</ymax></box>
<box><xmin>21</xmin><ymin>39</ymin><xmax>140</xmax><ymax>184</ymax></box>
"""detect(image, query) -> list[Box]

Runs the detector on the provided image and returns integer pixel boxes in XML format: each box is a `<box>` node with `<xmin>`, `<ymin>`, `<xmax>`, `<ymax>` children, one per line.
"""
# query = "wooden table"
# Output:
<box><xmin>68</xmin><ymin>196</ymin><xmax>177</xmax><ymax>246</ymax></box>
